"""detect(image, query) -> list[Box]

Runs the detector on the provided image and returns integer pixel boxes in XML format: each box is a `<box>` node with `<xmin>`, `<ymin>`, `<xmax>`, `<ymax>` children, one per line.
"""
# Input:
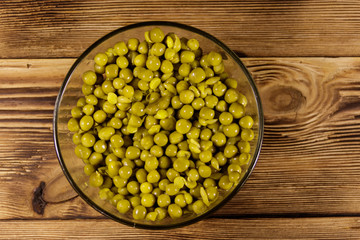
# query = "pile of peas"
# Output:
<box><xmin>67</xmin><ymin>27</ymin><xmax>255</xmax><ymax>221</ymax></box>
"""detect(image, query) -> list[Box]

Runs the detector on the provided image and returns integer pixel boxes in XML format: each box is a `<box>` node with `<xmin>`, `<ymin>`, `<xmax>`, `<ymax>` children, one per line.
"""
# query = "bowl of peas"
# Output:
<box><xmin>53</xmin><ymin>21</ymin><xmax>263</xmax><ymax>229</ymax></box>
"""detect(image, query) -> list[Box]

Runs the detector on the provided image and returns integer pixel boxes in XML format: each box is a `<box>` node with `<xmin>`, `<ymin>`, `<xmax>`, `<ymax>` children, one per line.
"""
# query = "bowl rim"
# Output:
<box><xmin>53</xmin><ymin>20</ymin><xmax>264</xmax><ymax>229</ymax></box>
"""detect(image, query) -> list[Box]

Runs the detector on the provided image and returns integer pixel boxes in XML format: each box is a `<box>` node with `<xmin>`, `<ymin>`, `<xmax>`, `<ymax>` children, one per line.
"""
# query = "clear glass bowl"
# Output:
<box><xmin>53</xmin><ymin>21</ymin><xmax>263</xmax><ymax>229</ymax></box>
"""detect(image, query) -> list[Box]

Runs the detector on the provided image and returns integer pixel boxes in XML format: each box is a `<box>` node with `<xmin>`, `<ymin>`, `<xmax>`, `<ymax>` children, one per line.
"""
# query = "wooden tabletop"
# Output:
<box><xmin>2</xmin><ymin>1</ymin><xmax>360</xmax><ymax>239</ymax></box>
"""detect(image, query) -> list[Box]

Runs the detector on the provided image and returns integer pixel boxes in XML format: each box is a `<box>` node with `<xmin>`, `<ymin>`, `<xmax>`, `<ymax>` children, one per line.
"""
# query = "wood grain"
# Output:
<box><xmin>1</xmin><ymin>58</ymin><xmax>360</xmax><ymax>221</ymax></box>
<box><xmin>1</xmin><ymin>0</ymin><xmax>360</xmax><ymax>58</ymax></box>
<box><xmin>1</xmin><ymin>217</ymin><xmax>360</xmax><ymax>239</ymax></box>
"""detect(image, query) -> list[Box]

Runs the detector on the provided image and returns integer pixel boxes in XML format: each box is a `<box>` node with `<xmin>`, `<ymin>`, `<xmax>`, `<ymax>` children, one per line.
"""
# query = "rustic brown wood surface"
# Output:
<box><xmin>1</xmin><ymin>58</ymin><xmax>360</xmax><ymax>238</ymax></box>
<box><xmin>1</xmin><ymin>0</ymin><xmax>360</xmax><ymax>239</ymax></box>
<box><xmin>1</xmin><ymin>0</ymin><xmax>360</xmax><ymax>58</ymax></box>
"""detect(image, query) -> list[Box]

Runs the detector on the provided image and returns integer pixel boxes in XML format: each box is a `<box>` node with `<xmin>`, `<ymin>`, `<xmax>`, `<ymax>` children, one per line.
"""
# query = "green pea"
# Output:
<box><xmin>151</xmin><ymin>42</ymin><xmax>166</xmax><ymax>56</ymax></box>
<box><xmin>119</xmin><ymin>68</ymin><xmax>133</xmax><ymax>83</ymax></box>
<box><xmin>127</xmin><ymin>38</ymin><xmax>139</xmax><ymax>51</ymax></box>
<box><xmin>140</xmin><ymin>135</ymin><xmax>154</xmax><ymax>150</ymax></box>
<box><xmin>150</xmin><ymin>145</ymin><xmax>163</xmax><ymax>157</ymax></box>
<box><xmin>218</xmin><ymin>175</ymin><xmax>233</xmax><ymax>190</ymax></box>
<box><xmin>93</xmin><ymin>139</ymin><xmax>107</xmax><ymax>153</ymax></box>
<box><xmin>104</xmin><ymin>64</ymin><xmax>119</xmax><ymax>80</ymax></box>
<box><xmin>225</xmin><ymin>78</ymin><xmax>238</xmax><ymax>89</ymax></box>
<box><xmin>133</xmin><ymin>54</ymin><xmax>146</xmax><ymax>67</ymax></box>
<box><xmin>133</xmin><ymin>205</ymin><xmax>147</xmax><ymax>220</ymax></box>
<box><xmin>94</xmin><ymin>53</ymin><xmax>108</xmax><ymax>67</ymax></box>
<box><xmin>198</xmin><ymin>165</ymin><xmax>212</xmax><ymax>178</ymax></box>
<box><xmin>190</xmin><ymin>98</ymin><xmax>203</xmax><ymax>111</ymax></box>
<box><xmin>149</xmin><ymin>27</ymin><xmax>165</xmax><ymax>42</ymax></box>
<box><xmin>155</xmin><ymin>207</ymin><xmax>167</xmax><ymax>221</ymax></box>
<box><xmin>224</xmin><ymin>88</ymin><xmax>239</xmax><ymax>104</ymax></box>
<box><xmin>229</xmin><ymin>102</ymin><xmax>245</xmax><ymax>119</ymax></box>
<box><xmin>136</xmin><ymin>41</ymin><xmax>148</xmax><ymax>54</ymax></box>
<box><xmin>219</xmin><ymin>112</ymin><xmax>233</xmax><ymax>125</ymax></box>
<box><xmin>125</xmin><ymin>146</ymin><xmax>140</xmax><ymax>160</ymax></box>
<box><xmin>141</xmin><ymin>193</ymin><xmax>156</xmax><ymax>207</ymax></box>
<box><xmin>186</xmin><ymin>127</ymin><xmax>200</xmax><ymax>139</ymax></box>
<box><xmin>82</xmin><ymin>70</ymin><xmax>97</xmax><ymax>85</ymax></box>
<box><xmin>117</xmin><ymin>199</ymin><xmax>131</xmax><ymax>214</ymax></box>
<box><xmin>89</xmin><ymin>171</ymin><xmax>104</xmax><ymax>187</ymax></box>
<box><xmin>180</xmin><ymin>50</ymin><xmax>195</xmax><ymax>63</ymax></box>
<box><xmin>114</xmin><ymin>41</ymin><xmax>128</xmax><ymax>56</ymax></box>
<box><xmin>160</xmin><ymin>117</ymin><xmax>176</xmax><ymax>131</ymax></box>
<box><xmin>189</xmin><ymin>68</ymin><xmax>206</xmax><ymax>84</ymax></box>
<box><xmin>82</xmin><ymin>83</ymin><xmax>94</xmax><ymax>96</ymax></box>
<box><xmin>71</xmin><ymin>106</ymin><xmax>83</xmax><ymax>119</ymax></box>
<box><xmin>119</xmin><ymin>165</ymin><xmax>133</xmax><ymax>179</ymax></box>
<box><xmin>107</xmin><ymin>161</ymin><xmax>121</xmax><ymax>177</ymax></box>
<box><xmin>192</xmin><ymin>199</ymin><xmax>207</xmax><ymax>215</ymax></box>
<box><xmin>116</xmin><ymin>55</ymin><xmax>129</xmax><ymax>69</ymax></box>
<box><xmin>145</xmin><ymin>156</ymin><xmax>159</xmax><ymax>171</ymax></box>
<box><xmin>179</xmin><ymin>90</ymin><xmax>195</xmax><ymax>104</ymax></box>
<box><xmin>75</xmin><ymin>144</ymin><xmax>91</xmax><ymax>160</ymax></box>
<box><xmin>201</xmin><ymin>67</ymin><xmax>212</xmax><ymax>78</ymax></box>
<box><xmin>241</xmin><ymin>128</ymin><xmax>255</xmax><ymax>141</ymax></box>
<box><xmin>157</xmin><ymin>194</ymin><xmax>170</xmax><ymax>208</ymax></box>
<box><xmin>199</xmin><ymin>107</ymin><xmax>215</xmax><ymax>120</ymax></box>
<box><xmin>146</xmin><ymin>55</ymin><xmax>161</xmax><ymax>71</ymax></box>
<box><xmin>211</xmin><ymin>132</ymin><xmax>226</xmax><ymax>147</ymax></box>
<box><xmin>169</xmin><ymin>131</ymin><xmax>184</xmax><ymax>144</ymax></box>
<box><xmin>176</xmin><ymin>80</ymin><xmax>189</xmax><ymax>93</ymax></box>
<box><xmin>207</xmin><ymin>51</ymin><xmax>222</xmax><ymax>66</ymax></box>
<box><xmin>105</xmin><ymin>153</ymin><xmax>119</xmax><ymax>165</ymax></box>
<box><xmin>98</xmin><ymin>126</ymin><xmax>115</xmax><ymax>140</ymax></box>
<box><xmin>239</xmin><ymin>116</ymin><xmax>254</xmax><ymax>129</ymax></box>
<box><xmin>153</xmin><ymin>132</ymin><xmax>168</xmax><ymax>147</ymax></box>
<box><xmin>178</xmin><ymin>140</ymin><xmax>189</xmax><ymax>151</ymax></box>
<box><xmin>140</xmin><ymin>182</ymin><xmax>153</xmax><ymax>194</ymax></box>
<box><xmin>187</xmin><ymin>39</ymin><xmax>199</xmax><ymax>51</ymax></box>
<box><xmin>129</xmin><ymin>196</ymin><xmax>141</xmax><ymax>208</ymax></box>
<box><xmin>81</xmin><ymin>133</ymin><xmax>96</xmax><ymax>148</ymax></box>
<box><xmin>216</xmin><ymin>100</ymin><xmax>228</xmax><ymax>112</ymax></box>
<box><xmin>76</xmin><ymin>97</ymin><xmax>86</xmax><ymax>108</ymax></box>
<box><xmin>205</xmin><ymin>95</ymin><xmax>218</xmax><ymax>108</ymax></box>
<box><xmin>103</xmin><ymin>101</ymin><xmax>117</xmax><ymax>114</ymax></box>
<box><xmin>147</xmin><ymin>170</ymin><xmax>161</xmax><ymax>183</ymax></box>
<box><xmin>179</xmin><ymin>105</ymin><xmax>194</xmax><ymax>119</ymax></box>
<box><xmin>222</xmin><ymin>123</ymin><xmax>240</xmax><ymax>138</ymax></box>
<box><xmin>127</xmin><ymin>181</ymin><xmax>140</xmax><ymax>195</ymax></box>
<box><xmin>206</xmin><ymin>186</ymin><xmax>218</xmax><ymax>201</ymax></box>
<box><xmin>237</xmin><ymin>140</ymin><xmax>250</xmax><ymax>153</ymax></box>
<box><xmin>160</xmin><ymin>59</ymin><xmax>173</xmax><ymax>74</ymax></box>
<box><xmin>122</xmin><ymin>85</ymin><xmax>135</xmax><ymax>99</ymax></box>
<box><xmin>171</xmin><ymin>95</ymin><xmax>184</xmax><ymax>109</ymax></box>
<box><xmin>79</xmin><ymin>115</ymin><xmax>94</xmax><ymax>131</ymax></box>
<box><xmin>173</xmin><ymin>157</ymin><xmax>190</xmax><ymax>172</ymax></box>
<box><xmin>113</xmin><ymin>176</ymin><xmax>128</xmax><ymax>188</ymax></box>
<box><xmin>199</xmin><ymin>150</ymin><xmax>212</xmax><ymax>163</ymax></box>
<box><xmin>176</xmin><ymin>119</ymin><xmax>192</xmax><ymax>134</ymax></box>
<box><xmin>168</xmin><ymin>203</ymin><xmax>183</xmax><ymax>219</ymax></box>
<box><xmin>84</xmin><ymin>164</ymin><xmax>95</xmax><ymax>176</ymax></box>
<box><xmin>89</xmin><ymin>152</ymin><xmax>103</xmax><ymax>166</ymax></box>
<box><xmin>82</xmin><ymin>104</ymin><xmax>94</xmax><ymax>116</ymax></box>
<box><xmin>72</xmin><ymin>132</ymin><xmax>82</xmax><ymax>145</ymax></box>
<box><xmin>67</xmin><ymin>118</ymin><xmax>79</xmax><ymax>132</ymax></box>
<box><xmin>159</xmin><ymin>156</ymin><xmax>172</xmax><ymax>169</ymax></box>
<box><xmin>92</xmin><ymin>110</ymin><xmax>106</xmax><ymax>123</ymax></box>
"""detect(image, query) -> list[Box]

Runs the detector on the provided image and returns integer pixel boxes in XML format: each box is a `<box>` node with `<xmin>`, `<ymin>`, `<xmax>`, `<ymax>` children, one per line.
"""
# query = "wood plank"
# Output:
<box><xmin>1</xmin><ymin>58</ymin><xmax>360</xmax><ymax>220</ymax></box>
<box><xmin>1</xmin><ymin>1</ymin><xmax>360</xmax><ymax>58</ymax></box>
<box><xmin>1</xmin><ymin>217</ymin><xmax>360</xmax><ymax>239</ymax></box>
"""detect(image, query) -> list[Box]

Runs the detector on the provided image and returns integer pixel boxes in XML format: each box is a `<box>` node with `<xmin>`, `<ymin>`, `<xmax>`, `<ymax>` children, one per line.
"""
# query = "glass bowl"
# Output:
<box><xmin>53</xmin><ymin>21</ymin><xmax>263</xmax><ymax>229</ymax></box>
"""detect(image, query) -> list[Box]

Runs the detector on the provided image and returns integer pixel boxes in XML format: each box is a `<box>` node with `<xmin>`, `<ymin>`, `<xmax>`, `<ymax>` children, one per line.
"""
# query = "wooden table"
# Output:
<box><xmin>1</xmin><ymin>1</ymin><xmax>360</xmax><ymax>239</ymax></box>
